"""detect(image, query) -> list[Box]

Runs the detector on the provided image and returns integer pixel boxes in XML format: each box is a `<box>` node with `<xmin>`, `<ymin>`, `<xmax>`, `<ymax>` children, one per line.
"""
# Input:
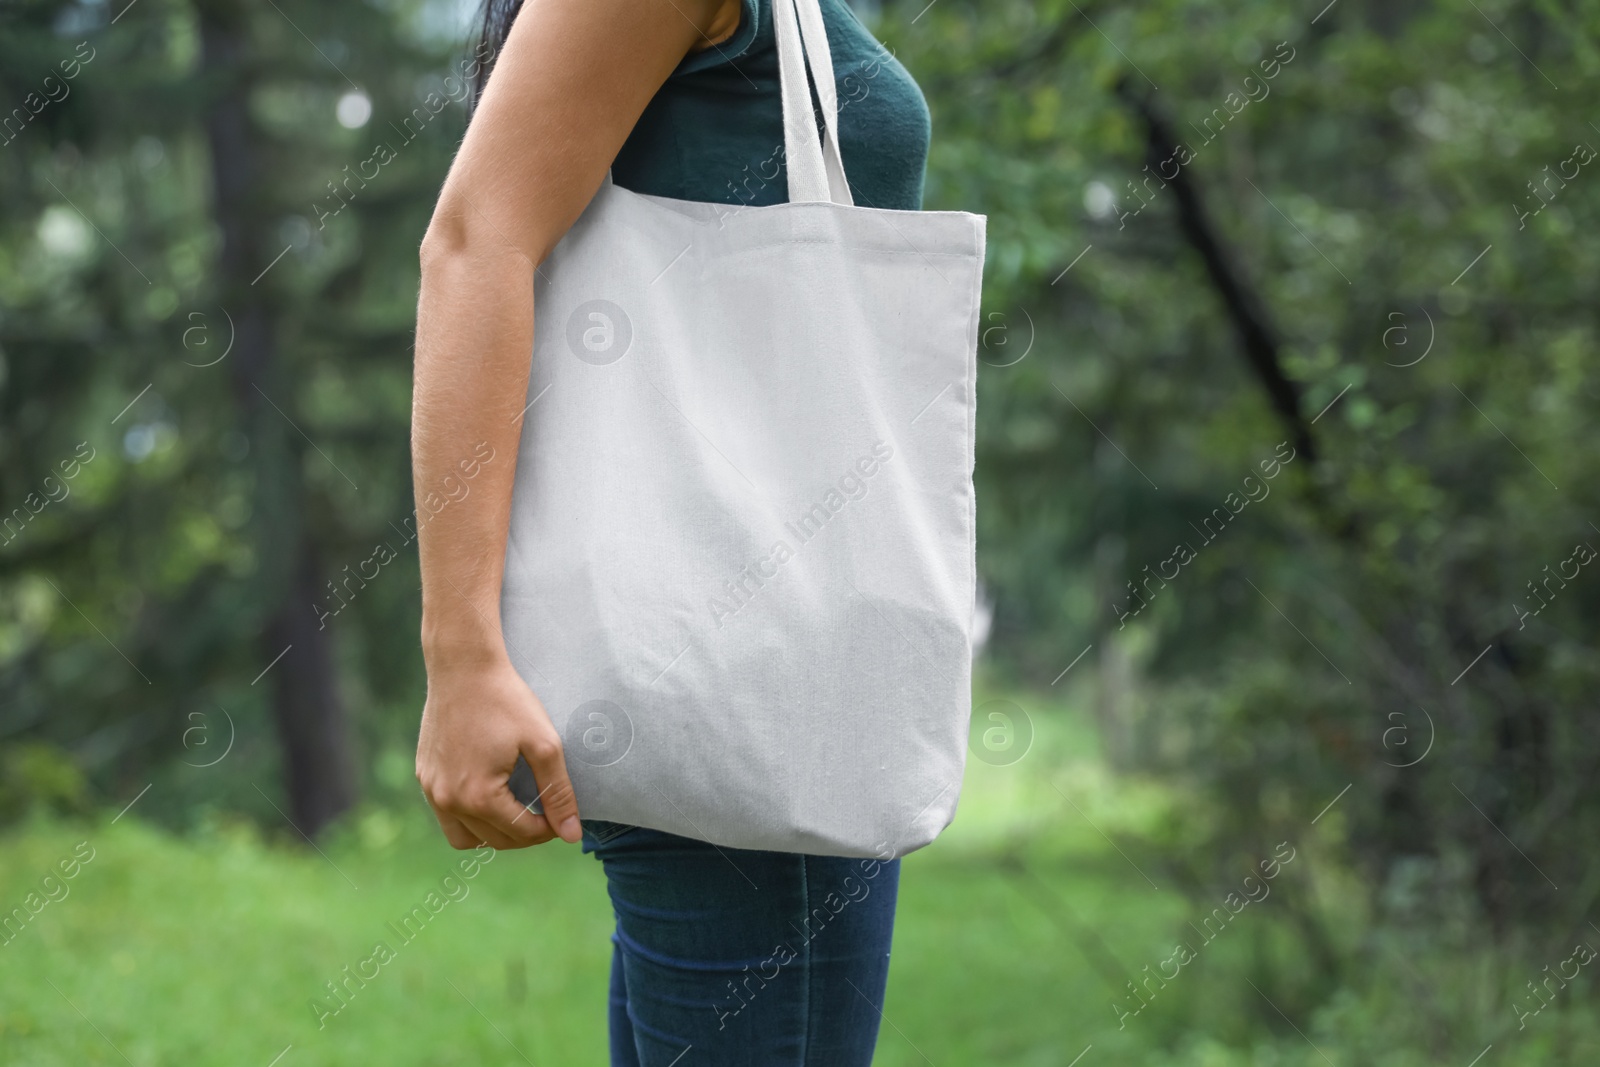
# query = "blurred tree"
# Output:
<box><xmin>0</xmin><ymin>0</ymin><xmax>465</xmax><ymax>835</ymax></box>
<box><xmin>195</xmin><ymin>0</ymin><xmax>356</xmax><ymax>836</ymax></box>
<box><xmin>899</xmin><ymin>0</ymin><xmax>1600</xmax><ymax>971</ymax></box>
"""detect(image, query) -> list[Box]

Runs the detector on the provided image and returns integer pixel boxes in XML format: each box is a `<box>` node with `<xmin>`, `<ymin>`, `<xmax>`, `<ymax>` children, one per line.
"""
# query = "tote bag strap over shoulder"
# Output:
<box><xmin>603</xmin><ymin>0</ymin><xmax>853</xmax><ymax>204</ymax></box>
<box><xmin>773</xmin><ymin>0</ymin><xmax>855</xmax><ymax>206</ymax></box>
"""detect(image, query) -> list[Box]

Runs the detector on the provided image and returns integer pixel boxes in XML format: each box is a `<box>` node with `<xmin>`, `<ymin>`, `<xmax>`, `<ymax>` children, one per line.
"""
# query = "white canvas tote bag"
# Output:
<box><xmin>500</xmin><ymin>0</ymin><xmax>987</xmax><ymax>857</ymax></box>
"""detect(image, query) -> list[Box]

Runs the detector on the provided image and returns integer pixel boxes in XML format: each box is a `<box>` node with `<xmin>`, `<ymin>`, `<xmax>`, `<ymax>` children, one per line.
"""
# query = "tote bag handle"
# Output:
<box><xmin>773</xmin><ymin>0</ymin><xmax>855</xmax><ymax>206</ymax></box>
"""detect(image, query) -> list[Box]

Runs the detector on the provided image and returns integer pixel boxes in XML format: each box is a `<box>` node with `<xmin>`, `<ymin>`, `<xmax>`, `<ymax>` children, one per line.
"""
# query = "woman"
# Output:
<box><xmin>411</xmin><ymin>0</ymin><xmax>934</xmax><ymax>1062</ymax></box>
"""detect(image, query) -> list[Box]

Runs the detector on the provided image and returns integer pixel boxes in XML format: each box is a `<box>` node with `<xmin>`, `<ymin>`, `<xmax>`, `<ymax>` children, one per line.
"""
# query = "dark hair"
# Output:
<box><xmin>470</xmin><ymin>0</ymin><xmax>525</xmax><ymax>116</ymax></box>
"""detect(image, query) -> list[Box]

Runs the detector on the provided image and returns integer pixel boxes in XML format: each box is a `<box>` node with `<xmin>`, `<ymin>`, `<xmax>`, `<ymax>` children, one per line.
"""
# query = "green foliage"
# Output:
<box><xmin>0</xmin><ymin>741</ymin><xmax>88</xmax><ymax>821</ymax></box>
<box><xmin>892</xmin><ymin>0</ymin><xmax>1600</xmax><ymax>958</ymax></box>
<box><xmin>1</xmin><ymin>0</ymin><xmax>461</xmax><ymax>824</ymax></box>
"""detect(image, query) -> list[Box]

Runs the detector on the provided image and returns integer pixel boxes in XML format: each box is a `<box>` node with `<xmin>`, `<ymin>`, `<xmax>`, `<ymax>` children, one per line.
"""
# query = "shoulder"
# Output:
<box><xmin>677</xmin><ymin>0</ymin><xmax>764</xmax><ymax>76</ymax></box>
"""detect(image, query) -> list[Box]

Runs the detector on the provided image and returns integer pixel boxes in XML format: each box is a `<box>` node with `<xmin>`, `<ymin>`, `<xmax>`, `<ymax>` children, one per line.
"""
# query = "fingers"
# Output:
<box><xmin>414</xmin><ymin>668</ymin><xmax>582</xmax><ymax>850</ymax></box>
<box><xmin>471</xmin><ymin>779</ymin><xmax>564</xmax><ymax>849</ymax></box>
<box><xmin>430</xmin><ymin>776</ymin><xmax>556</xmax><ymax>849</ymax></box>
<box><xmin>506</xmin><ymin>805</ymin><xmax>561</xmax><ymax>846</ymax></box>
<box><xmin>429</xmin><ymin>805</ymin><xmax>484</xmax><ymax>850</ymax></box>
<box><xmin>424</xmin><ymin>762</ymin><xmax>572</xmax><ymax>849</ymax></box>
<box><xmin>521</xmin><ymin>730</ymin><xmax>582</xmax><ymax>843</ymax></box>
<box><xmin>457</xmin><ymin>810</ymin><xmax>528</xmax><ymax>851</ymax></box>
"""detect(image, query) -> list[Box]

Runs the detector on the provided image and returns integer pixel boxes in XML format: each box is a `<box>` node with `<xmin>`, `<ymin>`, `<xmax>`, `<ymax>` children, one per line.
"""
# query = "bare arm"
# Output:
<box><xmin>413</xmin><ymin>0</ymin><xmax>740</xmax><ymax>849</ymax></box>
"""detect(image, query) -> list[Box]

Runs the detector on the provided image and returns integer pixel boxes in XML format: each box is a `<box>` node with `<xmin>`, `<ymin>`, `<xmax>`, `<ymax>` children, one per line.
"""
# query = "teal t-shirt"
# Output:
<box><xmin>611</xmin><ymin>0</ymin><xmax>931</xmax><ymax>211</ymax></box>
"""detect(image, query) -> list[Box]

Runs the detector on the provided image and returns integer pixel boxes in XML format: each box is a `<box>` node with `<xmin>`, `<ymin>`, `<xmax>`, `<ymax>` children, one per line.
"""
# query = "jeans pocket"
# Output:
<box><xmin>581</xmin><ymin>819</ymin><xmax>641</xmax><ymax>851</ymax></box>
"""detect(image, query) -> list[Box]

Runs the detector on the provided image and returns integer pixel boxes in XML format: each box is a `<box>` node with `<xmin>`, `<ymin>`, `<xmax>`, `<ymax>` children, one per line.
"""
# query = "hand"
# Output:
<box><xmin>416</xmin><ymin>655</ymin><xmax>581</xmax><ymax>848</ymax></box>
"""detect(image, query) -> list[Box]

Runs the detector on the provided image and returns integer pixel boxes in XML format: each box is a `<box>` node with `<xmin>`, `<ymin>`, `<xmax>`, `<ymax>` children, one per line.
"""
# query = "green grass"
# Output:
<box><xmin>5</xmin><ymin>684</ymin><xmax>1592</xmax><ymax>1065</ymax></box>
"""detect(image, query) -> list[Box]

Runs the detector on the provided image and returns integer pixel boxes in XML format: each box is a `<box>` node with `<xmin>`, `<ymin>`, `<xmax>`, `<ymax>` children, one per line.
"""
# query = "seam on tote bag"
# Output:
<box><xmin>963</xmin><ymin>225</ymin><xmax>985</xmax><ymax>639</ymax></box>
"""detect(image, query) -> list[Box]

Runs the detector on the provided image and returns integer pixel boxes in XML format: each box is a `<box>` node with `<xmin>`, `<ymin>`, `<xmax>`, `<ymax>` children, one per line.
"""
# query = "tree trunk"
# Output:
<box><xmin>264</xmin><ymin>540</ymin><xmax>358</xmax><ymax>834</ymax></box>
<box><xmin>1114</xmin><ymin>78</ymin><xmax>1317</xmax><ymax>465</ymax></box>
<box><xmin>197</xmin><ymin>0</ymin><xmax>357</xmax><ymax>837</ymax></box>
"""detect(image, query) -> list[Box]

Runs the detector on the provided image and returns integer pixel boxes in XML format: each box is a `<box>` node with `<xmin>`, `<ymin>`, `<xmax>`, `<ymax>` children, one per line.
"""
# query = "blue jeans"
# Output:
<box><xmin>581</xmin><ymin>820</ymin><xmax>902</xmax><ymax>1066</ymax></box>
